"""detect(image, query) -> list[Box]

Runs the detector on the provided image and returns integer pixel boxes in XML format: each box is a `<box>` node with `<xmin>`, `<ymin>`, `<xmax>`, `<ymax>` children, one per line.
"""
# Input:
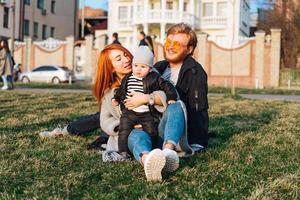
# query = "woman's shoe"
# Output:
<box><xmin>39</xmin><ymin>126</ymin><xmax>69</xmax><ymax>138</ymax></box>
<box><xmin>162</xmin><ymin>148</ymin><xmax>179</xmax><ymax>173</ymax></box>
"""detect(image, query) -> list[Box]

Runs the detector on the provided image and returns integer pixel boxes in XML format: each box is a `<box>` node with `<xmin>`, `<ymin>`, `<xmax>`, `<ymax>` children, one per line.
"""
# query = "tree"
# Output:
<box><xmin>257</xmin><ymin>0</ymin><xmax>300</xmax><ymax>68</ymax></box>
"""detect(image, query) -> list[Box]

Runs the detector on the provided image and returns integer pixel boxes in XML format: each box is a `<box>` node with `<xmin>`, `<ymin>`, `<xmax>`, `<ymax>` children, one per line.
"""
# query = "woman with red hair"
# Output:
<box><xmin>93</xmin><ymin>44</ymin><xmax>191</xmax><ymax>182</ymax></box>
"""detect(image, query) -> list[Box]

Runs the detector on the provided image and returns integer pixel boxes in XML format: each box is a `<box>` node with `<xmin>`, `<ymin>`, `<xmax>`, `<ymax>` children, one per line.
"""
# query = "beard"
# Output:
<box><xmin>164</xmin><ymin>48</ymin><xmax>189</xmax><ymax>64</ymax></box>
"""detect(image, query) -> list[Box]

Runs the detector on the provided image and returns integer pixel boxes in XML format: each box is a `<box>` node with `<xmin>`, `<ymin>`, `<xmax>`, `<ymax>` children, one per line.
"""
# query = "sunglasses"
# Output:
<box><xmin>164</xmin><ymin>38</ymin><xmax>188</xmax><ymax>51</ymax></box>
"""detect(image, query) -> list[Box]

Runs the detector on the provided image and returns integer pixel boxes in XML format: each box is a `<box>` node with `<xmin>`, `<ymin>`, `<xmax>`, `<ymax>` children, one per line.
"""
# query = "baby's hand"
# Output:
<box><xmin>134</xmin><ymin>124</ymin><xmax>143</xmax><ymax>129</ymax></box>
<box><xmin>112</xmin><ymin>99</ymin><xmax>119</xmax><ymax>107</ymax></box>
<box><xmin>167</xmin><ymin>100</ymin><xmax>176</xmax><ymax>104</ymax></box>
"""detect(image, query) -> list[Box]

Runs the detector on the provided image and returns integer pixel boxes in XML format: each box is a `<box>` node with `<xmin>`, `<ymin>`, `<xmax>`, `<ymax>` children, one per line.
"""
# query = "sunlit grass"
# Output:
<box><xmin>0</xmin><ymin>91</ymin><xmax>299</xmax><ymax>199</ymax></box>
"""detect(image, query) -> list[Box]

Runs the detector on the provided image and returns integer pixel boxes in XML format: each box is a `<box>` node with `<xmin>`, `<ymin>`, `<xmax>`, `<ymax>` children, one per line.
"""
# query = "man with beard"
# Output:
<box><xmin>154</xmin><ymin>23</ymin><xmax>209</xmax><ymax>152</ymax></box>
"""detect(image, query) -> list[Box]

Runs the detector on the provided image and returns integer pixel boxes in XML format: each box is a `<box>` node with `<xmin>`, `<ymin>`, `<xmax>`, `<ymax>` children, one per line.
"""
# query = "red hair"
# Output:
<box><xmin>92</xmin><ymin>44</ymin><xmax>133</xmax><ymax>104</ymax></box>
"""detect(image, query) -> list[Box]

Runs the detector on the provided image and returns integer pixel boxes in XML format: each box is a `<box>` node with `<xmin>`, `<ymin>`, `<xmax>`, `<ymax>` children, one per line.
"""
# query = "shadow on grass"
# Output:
<box><xmin>180</xmin><ymin>107</ymin><xmax>278</xmax><ymax>168</ymax></box>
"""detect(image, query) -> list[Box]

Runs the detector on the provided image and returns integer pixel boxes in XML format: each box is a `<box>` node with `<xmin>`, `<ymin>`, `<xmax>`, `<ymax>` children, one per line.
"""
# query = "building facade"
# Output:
<box><xmin>0</xmin><ymin>0</ymin><xmax>78</xmax><ymax>41</ymax></box>
<box><xmin>23</xmin><ymin>0</ymin><xmax>78</xmax><ymax>41</ymax></box>
<box><xmin>0</xmin><ymin>0</ymin><xmax>22</xmax><ymax>40</ymax></box>
<box><xmin>108</xmin><ymin>0</ymin><xmax>251</xmax><ymax>50</ymax></box>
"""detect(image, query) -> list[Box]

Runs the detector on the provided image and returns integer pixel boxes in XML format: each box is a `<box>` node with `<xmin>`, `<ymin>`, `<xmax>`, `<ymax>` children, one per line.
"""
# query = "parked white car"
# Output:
<box><xmin>19</xmin><ymin>65</ymin><xmax>74</xmax><ymax>84</ymax></box>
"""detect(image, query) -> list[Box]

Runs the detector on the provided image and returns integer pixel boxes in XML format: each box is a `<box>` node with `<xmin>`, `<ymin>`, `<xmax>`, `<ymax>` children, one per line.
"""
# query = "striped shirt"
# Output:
<box><xmin>126</xmin><ymin>74</ymin><xmax>149</xmax><ymax>112</ymax></box>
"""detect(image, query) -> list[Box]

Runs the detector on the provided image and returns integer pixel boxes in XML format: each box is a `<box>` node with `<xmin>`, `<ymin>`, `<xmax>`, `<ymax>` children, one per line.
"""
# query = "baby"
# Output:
<box><xmin>112</xmin><ymin>46</ymin><xmax>178</xmax><ymax>158</ymax></box>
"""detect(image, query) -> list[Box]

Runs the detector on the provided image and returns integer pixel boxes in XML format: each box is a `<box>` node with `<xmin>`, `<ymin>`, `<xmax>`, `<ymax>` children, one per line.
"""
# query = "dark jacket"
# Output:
<box><xmin>112</xmin><ymin>40</ymin><xmax>121</xmax><ymax>45</ymax></box>
<box><xmin>139</xmin><ymin>39</ymin><xmax>148</xmax><ymax>46</ymax></box>
<box><xmin>154</xmin><ymin>56</ymin><xmax>209</xmax><ymax>147</ymax></box>
<box><xmin>114</xmin><ymin>71</ymin><xmax>178</xmax><ymax>112</ymax></box>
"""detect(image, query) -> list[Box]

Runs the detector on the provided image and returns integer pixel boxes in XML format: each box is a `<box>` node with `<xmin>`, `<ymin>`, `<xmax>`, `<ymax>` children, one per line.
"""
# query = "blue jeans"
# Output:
<box><xmin>1</xmin><ymin>75</ymin><xmax>8</xmax><ymax>87</ymax></box>
<box><xmin>128</xmin><ymin>102</ymin><xmax>185</xmax><ymax>162</ymax></box>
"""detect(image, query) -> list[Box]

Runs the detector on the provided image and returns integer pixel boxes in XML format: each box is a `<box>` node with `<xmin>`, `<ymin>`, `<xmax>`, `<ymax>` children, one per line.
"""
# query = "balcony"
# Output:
<box><xmin>116</xmin><ymin>20</ymin><xmax>133</xmax><ymax>30</ymax></box>
<box><xmin>200</xmin><ymin>17</ymin><xmax>228</xmax><ymax>29</ymax></box>
<box><xmin>133</xmin><ymin>9</ymin><xmax>199</xmax><ymax>28</ymax></box>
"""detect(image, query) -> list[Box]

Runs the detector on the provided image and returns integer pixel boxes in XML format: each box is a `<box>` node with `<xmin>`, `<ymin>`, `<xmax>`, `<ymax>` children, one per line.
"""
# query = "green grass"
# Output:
<box><xmin>2</xmin><ymin>82</ymin><xmax>300</xmax><ymax>95</ymax></box>
<box><xmin>0</xmin><ymin>91</ymin><xmax>299</xmax><ymax>199</ymax></box>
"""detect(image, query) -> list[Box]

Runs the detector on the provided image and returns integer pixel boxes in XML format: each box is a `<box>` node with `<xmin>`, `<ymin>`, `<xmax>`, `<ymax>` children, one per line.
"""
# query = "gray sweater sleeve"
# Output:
<box><xmin>100</xmin><ymin>93</ymin><xmax>120</xmax><ymax>136</ymax></box>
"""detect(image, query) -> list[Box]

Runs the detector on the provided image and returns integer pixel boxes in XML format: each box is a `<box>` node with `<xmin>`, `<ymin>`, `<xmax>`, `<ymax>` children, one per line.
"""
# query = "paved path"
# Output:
<box><xmin>209</xmin><ymin>93</ymin><xmax>300</xmax><ymax>102</ymax></box>
<box><xmin>240</xmin><ymin>94</ymin><xmax>300</xmax><ymax>102</ymax></box>
<box><xmin>14</xmin><ymin>87</ymin><xmax>91</xmax><ymax>94</ymax></box>
<box><xmin>12</xmin><ymin>87</ymin><xmax>300</xmax><ymax>102</ymax></box>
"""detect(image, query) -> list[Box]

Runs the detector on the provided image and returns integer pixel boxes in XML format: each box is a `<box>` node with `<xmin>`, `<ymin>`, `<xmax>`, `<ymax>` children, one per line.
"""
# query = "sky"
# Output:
<box><xmin>79</xmin><ymin>0</ymin><xmax>108</xmax><ymax>10</ymax></box>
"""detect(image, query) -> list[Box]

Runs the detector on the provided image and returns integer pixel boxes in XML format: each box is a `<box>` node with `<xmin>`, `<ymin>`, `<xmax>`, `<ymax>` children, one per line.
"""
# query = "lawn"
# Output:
<box><xmin>6</xmin><ymin>82</ymin><xmax>300</xmax><ymax>95</ymax></box>
<box><xmin>0</xmin><ymin>91</ymin><xmax>299</xmax><ymax>199</ymax></box>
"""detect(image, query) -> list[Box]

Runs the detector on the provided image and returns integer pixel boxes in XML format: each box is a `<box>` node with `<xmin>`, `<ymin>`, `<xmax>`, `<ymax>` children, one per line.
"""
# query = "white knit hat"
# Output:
<box><xmin>132</xmin><ymin>46</ymin><xmax>154</xmax><ymax>67</ymax></box>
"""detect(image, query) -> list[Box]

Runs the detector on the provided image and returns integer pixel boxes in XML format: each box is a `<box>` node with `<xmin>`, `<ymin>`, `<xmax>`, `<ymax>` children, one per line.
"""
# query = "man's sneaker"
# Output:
<box><xmin>162</xmin><ymin>148</ymin><xmax>179</xmax><ymax>173</ymax></box>
<box><xmin>144</xmin><ymin>149</ymin><xmax>166</xmax><ymax>182</ymax></box>
<box><xmin>39</xmin><ymin>126</ymin><xmax>69</xmax><ymax>138</ymax></box>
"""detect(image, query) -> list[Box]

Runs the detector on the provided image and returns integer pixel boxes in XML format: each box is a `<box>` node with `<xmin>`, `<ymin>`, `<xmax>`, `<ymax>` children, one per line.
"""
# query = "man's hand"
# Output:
<box><xmin>124</xmin><ymin>91</ymin><xmax>148</xmax><ymax>110</ymax></box>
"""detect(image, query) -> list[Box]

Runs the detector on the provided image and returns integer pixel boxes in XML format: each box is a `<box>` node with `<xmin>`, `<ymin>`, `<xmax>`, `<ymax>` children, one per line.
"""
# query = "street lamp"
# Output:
<box><xmin>230</xmin><ymin>0</ymin><xmax>236</xmax><ymax>96</ymax></box>
<box><xmin>81</xmin><ymin>0</ymin><xmax>85</xmax><ymax>38</ymax></box>
<box><xmin>11</xmin><ymin>0</ymin><xmax>15</xmax><ymax>56</ymax></box>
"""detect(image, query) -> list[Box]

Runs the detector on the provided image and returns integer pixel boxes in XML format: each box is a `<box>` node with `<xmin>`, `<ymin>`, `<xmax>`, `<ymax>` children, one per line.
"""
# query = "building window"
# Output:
<box><xmin>24</xmin><ymin>0</ymin><xmax>31</xmax><ymax>5</ymax></box>
<box><xmin>217</xmin><ymin>2</ymin><xmax>227</xmax><ymax>17</ymax></box>
<box><xmin>51</xmin><ymin>0</ymin><xmax>56</xmax><ymax>13</ymax></box>
<box><xmin>3</xmin><ymin>7</ymin><xmax>9</xmax><ymax>28</ymax></box>
<box><xmin>118</xmin><ymin>6</ymin><xmax>127</xmax><ymax>20</ymax></box>
<box><xmin>203</xmin><ymin>2</ymin><xmax>213</xmax><ymax>17</ymax></box>
<box><xmin>42</xmin><ymin>24</ymin><xmax>47</xmax><ymax>39</ymax></box>
<box><xmin>34</xmin><ymin>22</ymin><xmax>38</xmax><ymax>38</ymax></box>
<box><xmin>50</xmin><ymin>27</ymin><xmax>55</xmax><ymax>37</ymax></box>
<box><xmin>24</xmin><ymin>19</ymin><xmax>30</xmax><ymax>36</ymax></box>
<box><xmin>183</xmin><ymin>2</ymin><xmax>188</xmax><ymax>11</ymax></box>
<box><xmin>166</xmin><ymin>2</ymin><xmax>173</xmax><ymax>10</ymax></box>
<box><xmin>37</xmin><ymin>0</ymin><xmax>44</xmax><ymax>9</ymax></box>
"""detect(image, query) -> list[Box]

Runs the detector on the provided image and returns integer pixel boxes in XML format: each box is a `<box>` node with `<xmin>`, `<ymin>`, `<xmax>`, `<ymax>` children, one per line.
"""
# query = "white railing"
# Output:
<box><xmin>134</xmin><ymin>10</ymin><xmax>198</xmax><ymax>27</ymax></box>
<box><xmin>34</xmin><ymin>37</ymin><xmax>67</xmax><ymax>51</ymax></box>
<box><xmin>14</xmin><ymin>41</ymin><xmax>25</xmax><ymax>49</ymax></box>
<box><xmin>201</xmin><ymin>17</ymin><xmax>228</xmax><ymax>29</ymax></box>
<box><xmin>118</xmin><ymin>20</ymin><xmax>132</xmax><ymax>28</ymax></box>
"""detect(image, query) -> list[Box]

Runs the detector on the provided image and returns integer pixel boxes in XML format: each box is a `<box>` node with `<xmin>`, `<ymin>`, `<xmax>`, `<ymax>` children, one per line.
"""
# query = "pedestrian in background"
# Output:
<box><xmin>145</xmin><ymin>35</ymin><xmax>154</xmax><ymax>55</ymax></box>
<box><xmin>0</xmin><ymin>39</ymin><xmax>14</xmax><ymax>90</ymax></box>
<box><xmin>138</xmin><ymin>31</ymin><xmax>148</xmax><ymax>46</ymax></box>
<box><xmin>112</xmin><ymin>32</ymin><xmax>121</xmax><ymax>45</ymax></box>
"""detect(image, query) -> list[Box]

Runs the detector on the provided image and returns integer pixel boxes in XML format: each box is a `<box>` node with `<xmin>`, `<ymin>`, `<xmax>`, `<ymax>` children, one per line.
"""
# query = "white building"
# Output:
<box><xmin>108</xmin><ymin>0</ymin><xmax>251</xmax><ymax>49</ymax></box>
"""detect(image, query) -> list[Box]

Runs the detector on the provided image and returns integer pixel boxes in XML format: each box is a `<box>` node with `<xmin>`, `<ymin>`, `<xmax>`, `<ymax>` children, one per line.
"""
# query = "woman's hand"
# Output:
<box><xmin>124</xmin><ymin>91</ymin><xmax>148</xmax><ymax>110</ymax></box>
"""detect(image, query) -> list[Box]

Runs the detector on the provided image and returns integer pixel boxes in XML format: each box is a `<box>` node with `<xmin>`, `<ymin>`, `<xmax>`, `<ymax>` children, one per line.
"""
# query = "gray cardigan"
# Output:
<box><xmin>100</xmin><ymin>88</ymin><xmax>193</xmax><ymax>156</ymax></box>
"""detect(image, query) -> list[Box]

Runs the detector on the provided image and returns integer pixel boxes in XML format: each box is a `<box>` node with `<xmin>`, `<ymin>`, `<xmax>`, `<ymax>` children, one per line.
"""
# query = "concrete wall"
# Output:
<box><xmin>196</xmin><ymin>29</ymin><xmax>281</xmax><ymax>88</ymax></box>
<box><xmin>156</xmin><ymin>29</ymin><xmax>282</xmax><ymax>88</ymax></box>
<box><xmin>14</xmin><ymin>29</ymin><xmax>281</xmax><ymax>88</ymax></box>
